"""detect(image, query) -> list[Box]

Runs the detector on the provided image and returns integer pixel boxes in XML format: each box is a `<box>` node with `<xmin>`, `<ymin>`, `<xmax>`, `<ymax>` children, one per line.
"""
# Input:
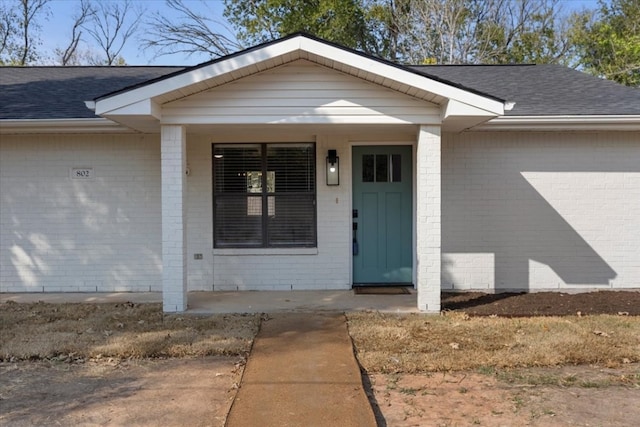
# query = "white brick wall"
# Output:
<box><xmin>3</xmin><ymin>129</ymin><xmax>637</xmax><ymax>298</ymax></box>
<box><xmin>416</xmin><ymin>126</ymin><xmax>441</xmax><ymax>312</ymax></box>
<box><xmin>199</xmin><ymin>134</ymin><xmax>352</xmax><ymax>290</ymax></box>
<box><xmin>0</xmin><ymin>132</ymin><xmax>369</xmax><ymax>296</ymax></box>
<box><xmin>442</xmin><ymin>131</ymin><xmax>640</xmax><ymax>292</ymax></box>
<box><xmin>185</xmin><ymin>138</ymin><xmax>214</xmax><ymax>290</ymax></box>
<box><xmin>160</xmin><ymin>126</ymin><xmax>188</xmax><ymax>311</ymax></box>
<box><xmin>0</xmin><ymin>134</ymin><xmax>162</xmax><ymax>292</ymax></box>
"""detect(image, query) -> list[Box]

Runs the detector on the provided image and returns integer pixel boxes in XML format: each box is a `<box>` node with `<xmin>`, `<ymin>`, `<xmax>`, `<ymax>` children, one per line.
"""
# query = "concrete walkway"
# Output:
<box><xmin>225</xmin><ymin>313</ymin><xmax>377</xmax><ymax>427</ymax></box>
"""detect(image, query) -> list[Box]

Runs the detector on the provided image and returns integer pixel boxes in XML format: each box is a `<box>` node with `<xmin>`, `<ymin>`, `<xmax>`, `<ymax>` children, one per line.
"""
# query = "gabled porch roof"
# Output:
<box><xmin>90</xmin><ymin>33</ymin><xmax>505</xmax><ymax>133</ymax></box>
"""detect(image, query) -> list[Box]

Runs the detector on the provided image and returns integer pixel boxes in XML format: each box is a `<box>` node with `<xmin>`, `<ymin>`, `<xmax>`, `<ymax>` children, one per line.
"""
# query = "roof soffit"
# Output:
<box><xmin>94</xmin><ymin>35</ymin><xmax>505</xmax><ymax>119</ymax></box>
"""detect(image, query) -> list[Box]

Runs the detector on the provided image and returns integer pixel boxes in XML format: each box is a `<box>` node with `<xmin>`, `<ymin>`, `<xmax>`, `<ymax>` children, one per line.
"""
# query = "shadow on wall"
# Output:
<box><xmin>441</xmin><ymin>134</ymin><xmax>640</xmax><ymax>292</ymax></box>
<box><xmin>1</xmin><ymin>137</ymin><xmax>162</xmax><ymax>292</ymax></box>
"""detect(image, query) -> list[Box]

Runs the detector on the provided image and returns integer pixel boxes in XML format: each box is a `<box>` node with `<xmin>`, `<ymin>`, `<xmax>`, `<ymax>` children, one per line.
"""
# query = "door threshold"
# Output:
<box><xmin>353</xmin><ymin>283</ymin><xmax>414</xmax><ymax>288</ymax></box>
<box><xmin>353</xmin><ymin>286</ymin><xmax>411</xmax><ymax>295</ymax></box>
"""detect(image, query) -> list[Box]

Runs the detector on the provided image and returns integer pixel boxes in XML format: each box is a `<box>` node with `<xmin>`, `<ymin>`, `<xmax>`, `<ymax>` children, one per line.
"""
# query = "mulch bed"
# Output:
<box><xmin>442</xmin><ymin>291</ymin><xmax>640</xmax><ymax>316</ymax></box>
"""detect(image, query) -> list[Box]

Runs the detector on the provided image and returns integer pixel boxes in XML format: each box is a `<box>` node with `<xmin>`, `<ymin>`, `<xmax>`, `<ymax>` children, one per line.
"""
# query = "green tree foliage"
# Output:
<box><xmin>389</xmin><ymin>0</ymin><xmax>570</xmax><ymax>65</ymax></box>
<box><xmin>223</xmin><ymin>0</ymin><xmax>376</xmax><ymax>54</ymax></box>
<box><xmin>478</xmin><ymin>0</ymin><xmax>571</xmax><ymax>65</ymax></box>
<box><xmin>223</xmin><ymin>0</ymin><xmax>572</xmax><ymax>66</ymax></box>
<box><xmin>571</xmin><ymin>0</ymin><xmax>640</xmax><ymax>86</ymax></box>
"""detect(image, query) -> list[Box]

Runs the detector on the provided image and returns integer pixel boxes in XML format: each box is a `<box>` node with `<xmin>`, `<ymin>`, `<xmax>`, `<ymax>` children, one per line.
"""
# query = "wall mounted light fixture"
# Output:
<box><xmin>326</xmin><ymin>149</ymin><xmax>339</xmax><ymax>186</ymax></box>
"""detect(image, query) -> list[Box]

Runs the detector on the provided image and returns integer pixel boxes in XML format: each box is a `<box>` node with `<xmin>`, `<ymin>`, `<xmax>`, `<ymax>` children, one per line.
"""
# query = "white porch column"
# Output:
<box><xmin>161</xmin><ymin>125</ymin><xmax>188</xmax><ymax>312</ymax></box>
<box><xmin>416</xmin><ymin>125</ymin><xmax>441</xmax><ymax>312</ymax></box>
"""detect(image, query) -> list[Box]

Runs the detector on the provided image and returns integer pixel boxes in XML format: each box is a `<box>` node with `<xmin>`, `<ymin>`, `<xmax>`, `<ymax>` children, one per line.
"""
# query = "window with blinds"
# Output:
<box><xmin>213</xmin><ymin>143</ymin><xmax>316</xmax><ymax>248</ymax></box>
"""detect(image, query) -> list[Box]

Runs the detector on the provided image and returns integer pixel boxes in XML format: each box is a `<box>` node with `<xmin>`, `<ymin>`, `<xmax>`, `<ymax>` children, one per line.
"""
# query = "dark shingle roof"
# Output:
<box><xmin>0</xmin><ymin>66</ymin><xmax>184</xmax><ymax>120</ymax></box>
<box><xmin>1</xmin><ymin>63</ymin><xmax>638</xmax><ymax>121</ymax></box>
<box><xmin>411</xmin><ymin>64</ymin><xmax>640</xmax><ymax>116</ymax></box>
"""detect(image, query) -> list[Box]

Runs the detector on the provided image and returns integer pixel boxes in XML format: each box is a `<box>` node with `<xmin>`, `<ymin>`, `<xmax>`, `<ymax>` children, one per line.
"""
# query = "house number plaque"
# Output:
<box><xmin>70</xmin><ymin>167</ymin><xmax>94</xmax><ymax>180</ymax></box>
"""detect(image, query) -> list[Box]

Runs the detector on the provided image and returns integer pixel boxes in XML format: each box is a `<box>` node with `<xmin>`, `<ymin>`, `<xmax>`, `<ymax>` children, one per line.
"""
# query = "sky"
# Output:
<box><xmin>40</xmin><ymin>0</ymin><xmax>228</xmax><ymax>65</ymax></box>
<box><xmin>38</xmin><ymin>0</ymin><xmax>603</xmax><ymax>66</ymax></box>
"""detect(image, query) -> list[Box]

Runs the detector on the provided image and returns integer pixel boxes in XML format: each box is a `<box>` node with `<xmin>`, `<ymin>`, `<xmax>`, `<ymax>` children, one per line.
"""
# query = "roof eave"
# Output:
<box><xmin>0</xmin><ymin>118</ymin><xmax>135</xmax><ymax>134</ymax></box>
<box><xmin>470</xmin><ymin>115</ymin><xmax>640</xmax><ymax>131</ymax></box>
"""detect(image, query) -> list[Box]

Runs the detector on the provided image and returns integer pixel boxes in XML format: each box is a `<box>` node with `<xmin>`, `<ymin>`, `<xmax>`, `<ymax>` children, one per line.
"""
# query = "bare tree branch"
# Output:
<box><xmin>0</xmin><ymin>4</ymin><xmax>17</xmax><ymax>58</ymax></box>
<box><xmin>84</xmin><ymin>0</ymin><xmax>142</xmax><ymax>65</ymax></box>
<box><xmin>15</xmin><ymin>0</ymin><xmax>49</xmax><ymax>65</ymax></box>
<box><xmin>141</xmin><ymin>0</ymin><xmax>241</xmax><ymax>60</ymax></box>
<box><xmin>57</xmin><ymin>0</ymin><xmax>95</xmax><ymax>65</ymax></box>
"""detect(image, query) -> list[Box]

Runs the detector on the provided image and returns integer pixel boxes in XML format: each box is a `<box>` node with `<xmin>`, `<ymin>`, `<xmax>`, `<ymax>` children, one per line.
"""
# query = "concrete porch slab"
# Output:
<box><xmin>188</xmin><ymin>290</ymin><xmax>418</xmax><ymax>314</ymax></box>
<box><xmin>1</xmin><ymin>290</ymin><xmax>419</xmax><ymax>314</ymax></box>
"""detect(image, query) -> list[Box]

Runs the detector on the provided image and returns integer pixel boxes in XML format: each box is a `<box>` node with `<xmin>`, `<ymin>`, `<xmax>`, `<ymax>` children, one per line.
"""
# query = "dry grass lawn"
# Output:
<box><xmin>3</xmin><ymin>298</ymin><xmax>638</xmax><ymax>427</ymax></box>
<box><xmin>2</xmin><ymin>300</ymin><xmax>639</xmax><ymax>374</ymax></box>
<box><xmin>347</xmin><ymin>311</ymin><xmax>640</xmax><ymax>374</ymax></box>
<box><xmin>0</xmin><ymin>301</ymin><xmax>260</xmax><ymax>361</ymax></box>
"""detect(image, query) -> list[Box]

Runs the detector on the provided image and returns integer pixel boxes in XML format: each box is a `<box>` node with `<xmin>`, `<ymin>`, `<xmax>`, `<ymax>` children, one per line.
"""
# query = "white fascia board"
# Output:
<box><xmin>94</xmin><ymin>35</ymin><xmax>505</xmax><ymax>118</ymax></box>
<box><xmin>94</xmin><ymin>38</ymin><xmax>304</xmax><ymax>115</ymax></box>
<box><xmin>442</xmin><ymin>99</ymin><xmax>497</xmax><ymax>120</ymax></box>
<box><xmin>473</xmin><ymin>115</ymin><xmax>640</xmax><ymax>131</ymax></box>
<box><xmin>298</xmin><ymin>37</ymin><xmax>505</xmax><ymax>115</ymax></box>
<box><xmin>0</xmin><ymin>118</ymin><xmax>131</xmax><ymax>134</ymax></box>
<box><xmin>102</xmin><ymin>99</ymin><xmax>162</xmax><ymax>119</ymax></box>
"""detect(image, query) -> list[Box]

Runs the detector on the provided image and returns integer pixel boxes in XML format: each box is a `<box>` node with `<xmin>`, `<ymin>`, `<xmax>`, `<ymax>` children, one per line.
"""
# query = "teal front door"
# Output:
<box><xmin>352</xmin><ymin>146</ymin><xmax>413</xmax><ymax>284</ymax></box>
